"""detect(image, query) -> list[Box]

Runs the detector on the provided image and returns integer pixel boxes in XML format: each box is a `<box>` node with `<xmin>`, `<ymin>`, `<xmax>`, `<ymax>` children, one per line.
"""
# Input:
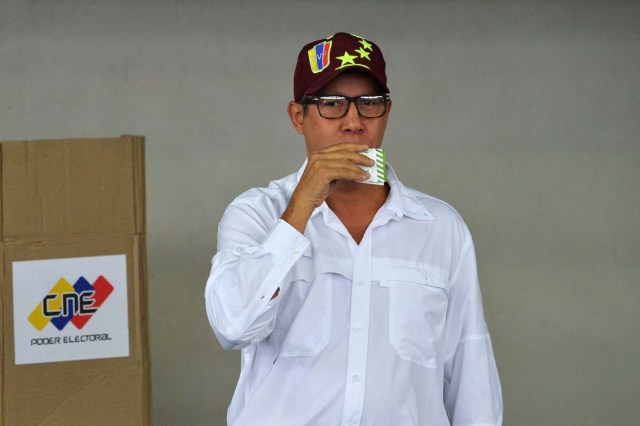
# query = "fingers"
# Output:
<box><xmin>308</xmin><ymin>152</ymin><xmax>372</xmax><ymax>179</ymax></box>
<box><xmin>282</xmin><ymin>143</ymin><xmax>375</xmax><ymax>230</ymax></box>
<box><xmin>309</xmin><ymin>143</ymin><xmax>374</xmax><ymax>168</ymax></box>
<box><xmin>305</xmin><ymin>143</ymin><xmax>377</xmax><ymax>182</ymax></box>
<box><xmin>310</xmin><ymin>151</ymin><xmax>374</xmax><ymax>168</ymax></box>
<box><xmin>321</xmin><ymin>142</ymin><xmax>370</xmax><ymax>153</ymax></box>
<box><xmin>319</xmin><ymin>143</ymin><xmax>371</xmax><ymax>164</ymax></box>
<box><xmin>312</xmin><ymin>159</ymin><xmax>370</xmax><ymax>182</ymax></box>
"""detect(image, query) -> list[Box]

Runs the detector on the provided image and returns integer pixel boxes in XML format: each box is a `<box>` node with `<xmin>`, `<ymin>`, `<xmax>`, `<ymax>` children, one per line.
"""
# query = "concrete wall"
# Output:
<box><xmin>1</xmin><ymin>1</ymin><xmax>638</xmax><ymax>424</ymax></box>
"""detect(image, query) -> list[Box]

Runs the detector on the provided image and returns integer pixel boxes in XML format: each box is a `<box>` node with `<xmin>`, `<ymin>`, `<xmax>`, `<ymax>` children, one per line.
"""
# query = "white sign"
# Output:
<box><xmin>13</xmin><ymin>255</ymin><xmax>130</xmax><ymax>365</ymax></box>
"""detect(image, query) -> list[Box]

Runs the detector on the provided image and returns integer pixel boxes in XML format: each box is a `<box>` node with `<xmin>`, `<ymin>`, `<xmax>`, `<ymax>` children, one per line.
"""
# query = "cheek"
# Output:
<box><xmin>304</xmin><ymin>120</ymin><xmax>335</xmax><ymax>142</ymax></box>
<box><xmin>370</xmin><ymin>121</ymin><xmax>388</xmax><ymax>141</ymax></box>
<box><xmin>302</xmin><ymin>124</ymin><xmax>324</xmax><ymax>152</ymax></box>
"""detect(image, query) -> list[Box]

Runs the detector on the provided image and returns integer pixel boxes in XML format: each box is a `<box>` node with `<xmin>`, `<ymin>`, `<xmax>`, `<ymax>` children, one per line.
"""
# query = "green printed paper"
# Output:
<box><xmin>359</xmin><ymin>148</ymin><xmax>387</xmax><ymax>185</ymax></box>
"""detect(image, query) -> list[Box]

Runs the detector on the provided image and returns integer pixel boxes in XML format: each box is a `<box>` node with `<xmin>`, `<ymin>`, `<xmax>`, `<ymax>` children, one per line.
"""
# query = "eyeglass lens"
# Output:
<box><xmin>317</xmin><ymin>96</ymin><xmax>387</xmax><ymax>118</ymax></box>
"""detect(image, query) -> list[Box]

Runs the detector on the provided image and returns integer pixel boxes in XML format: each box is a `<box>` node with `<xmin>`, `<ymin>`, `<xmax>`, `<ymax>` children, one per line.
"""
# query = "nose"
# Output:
<box><xmin>341</xmin><ymin>101</ymin><xmax>364</xmax><ymax>134</ymax></box>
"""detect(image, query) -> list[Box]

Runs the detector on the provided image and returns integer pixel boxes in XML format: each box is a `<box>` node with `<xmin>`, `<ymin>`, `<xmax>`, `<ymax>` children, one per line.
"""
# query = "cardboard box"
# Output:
<box><xmin>0</xmin><ymin>136</ymin><xmax>150</xmax><ymax>425</ymax></box>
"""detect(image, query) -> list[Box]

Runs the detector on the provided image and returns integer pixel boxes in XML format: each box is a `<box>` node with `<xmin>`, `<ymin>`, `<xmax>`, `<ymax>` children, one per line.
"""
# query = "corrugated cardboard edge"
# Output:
<box><xmin>135</xmin><ymin>234</ymin><xmax>151</xmax><ymax>425</ymax></box>
<box><xmin>129</xmin><ymin>135</ymin><xmax>146</xmax><ymax>235</ymax></box>
<box><xmin>127</xmin><ymin>135</ymin><xmax>152</xmax><ymax>425</ymax></box>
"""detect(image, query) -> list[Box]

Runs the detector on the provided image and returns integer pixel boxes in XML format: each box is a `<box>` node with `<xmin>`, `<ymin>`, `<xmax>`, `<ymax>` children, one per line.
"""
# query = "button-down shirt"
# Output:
<box><xmin>205</xmin><ymin>163</ymin><xmax>503</xmax><ymax>426</ymax></box>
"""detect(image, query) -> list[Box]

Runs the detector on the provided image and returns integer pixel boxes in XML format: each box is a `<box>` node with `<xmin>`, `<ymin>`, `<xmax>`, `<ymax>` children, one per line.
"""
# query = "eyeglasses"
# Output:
<box><xmin>300</xmin><ymin>94</ymin><xmax>390</xmax><ymax>119</ymax></box>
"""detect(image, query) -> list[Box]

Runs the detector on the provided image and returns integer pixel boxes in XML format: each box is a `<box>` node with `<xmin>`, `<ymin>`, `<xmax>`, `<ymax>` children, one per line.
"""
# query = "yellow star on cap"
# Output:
<box><xmin>355</xmin><ymin>47</ymin><xmax>371</xmax><ymax>60</ymax></box>
<box><xmin>359</xmin><ymin>38</ymin><xmax>373</xmax><ymax>51</ymax></box>
<box><xmin>336</xmin><ymin>51</ymin><xmax>358</xmax><ymax>67</ymax></box>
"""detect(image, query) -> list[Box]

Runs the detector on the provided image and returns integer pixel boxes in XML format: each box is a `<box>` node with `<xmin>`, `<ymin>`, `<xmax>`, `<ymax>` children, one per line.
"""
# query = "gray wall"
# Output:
<box><xmin>2</xmin><ymin>1</ymin><xmax>639</xmax><ymax>425</ymax></box>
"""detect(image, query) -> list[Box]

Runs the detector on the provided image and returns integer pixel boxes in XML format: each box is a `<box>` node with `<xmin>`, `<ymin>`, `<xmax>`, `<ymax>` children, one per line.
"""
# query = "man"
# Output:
<box><xmin>205</xmin><ymin>32</ymin><xmax>502</xmax><ymax>425</ymax></box>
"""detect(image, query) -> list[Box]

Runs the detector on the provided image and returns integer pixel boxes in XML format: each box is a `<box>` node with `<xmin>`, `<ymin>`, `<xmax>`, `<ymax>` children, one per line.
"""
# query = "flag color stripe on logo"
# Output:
<box><xmin>308</xmin><ymin>41</ymin><xmax>332</xmax><ymax>73</ymax></box>
<box><xmin>27</xmin><ymin>275</ymin><xmax>115</xmax><ymax>331</ymax></box>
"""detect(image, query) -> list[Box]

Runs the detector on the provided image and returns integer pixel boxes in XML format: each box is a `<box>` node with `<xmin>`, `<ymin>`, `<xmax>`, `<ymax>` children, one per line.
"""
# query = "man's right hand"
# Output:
<box><xmin>281</xmin><ymin>143</ymin><xmax>374</xmax><ymax>234</ymax></box>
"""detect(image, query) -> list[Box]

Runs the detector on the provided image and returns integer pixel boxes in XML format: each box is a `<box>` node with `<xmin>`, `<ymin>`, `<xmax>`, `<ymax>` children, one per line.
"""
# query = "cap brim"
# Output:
<box><xmin>301</xmin><ymin>67</ymin><xmax>389</xmax><ymax>98</ymax></box>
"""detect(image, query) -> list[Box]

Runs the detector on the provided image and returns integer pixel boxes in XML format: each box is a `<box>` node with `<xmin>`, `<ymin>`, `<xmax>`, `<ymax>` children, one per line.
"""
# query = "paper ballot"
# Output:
<box><xmin>359</xmin><ymin>148</ymin><xmax>387</xmax><ymax>185</ymax></box>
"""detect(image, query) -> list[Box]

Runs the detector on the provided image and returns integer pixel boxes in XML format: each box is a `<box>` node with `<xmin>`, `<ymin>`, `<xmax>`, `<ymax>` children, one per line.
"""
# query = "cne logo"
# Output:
<box><xmin>28</xmin><ymin>276</ymin><xmax>114</xmax><ymax>331</ymax></box>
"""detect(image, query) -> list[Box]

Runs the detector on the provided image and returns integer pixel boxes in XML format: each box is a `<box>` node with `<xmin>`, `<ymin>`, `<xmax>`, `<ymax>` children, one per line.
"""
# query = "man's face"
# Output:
<box><xmin>289</xmin><ymin>72</ymin><xmax>391</xmax><ymax>156</ymax></box>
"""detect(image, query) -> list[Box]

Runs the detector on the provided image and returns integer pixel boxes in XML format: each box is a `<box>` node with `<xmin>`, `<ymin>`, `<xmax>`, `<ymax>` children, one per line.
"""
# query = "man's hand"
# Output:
<box><xmin>281</xmin><ymin>143</ymin><xmax>373</xmax><ymax>234</ymax></box>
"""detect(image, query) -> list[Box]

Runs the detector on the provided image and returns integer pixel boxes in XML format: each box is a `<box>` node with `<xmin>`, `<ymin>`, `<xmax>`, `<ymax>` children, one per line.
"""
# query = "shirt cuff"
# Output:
<box><xmin>262</xmin><ymin>219</ymin><xmax>310</xmax><ymax>259</ymax></box>
<box><xmin>260</xmin><ymin>219</ymin><xmax>310</xmax><ymax>299</ymax></box>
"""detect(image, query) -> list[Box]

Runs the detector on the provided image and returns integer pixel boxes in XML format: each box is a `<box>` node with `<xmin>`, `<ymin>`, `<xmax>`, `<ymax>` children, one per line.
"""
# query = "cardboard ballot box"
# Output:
<box><xmin>0</xmin><ymin>136</ymin><xmax>150</xmax><ymax>425</ymax></box>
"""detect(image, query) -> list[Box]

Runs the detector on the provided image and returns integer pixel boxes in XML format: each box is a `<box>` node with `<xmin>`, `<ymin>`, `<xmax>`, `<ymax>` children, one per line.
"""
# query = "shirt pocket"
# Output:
<box><xmin>275</xmin><ymin>260</ymin><xmax>333</xmax><ymax>357</ymax></box>
<box><xmin>378</xmin><ymin>266</ymin><xmax>448</xmax><ymax>368</ymax></box>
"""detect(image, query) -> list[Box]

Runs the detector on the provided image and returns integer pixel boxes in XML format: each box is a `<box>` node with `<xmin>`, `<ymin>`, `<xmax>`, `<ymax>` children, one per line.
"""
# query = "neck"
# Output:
<box><xmin>326</xmin><ymin>180</ymin><xmax>390</xmax><ymax>211</ymax></box>
<box><xmin>325</xmin><ymin>180</ymin><xmax>390</xmax><ymax>244</ymax></box>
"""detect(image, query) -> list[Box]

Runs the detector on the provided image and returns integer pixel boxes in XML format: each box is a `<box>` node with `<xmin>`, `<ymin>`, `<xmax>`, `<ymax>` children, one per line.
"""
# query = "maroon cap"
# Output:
<box><xmin>293</xmin><ymin>32</ymin><xmax>389</xmax><ymax>101</ymax></box>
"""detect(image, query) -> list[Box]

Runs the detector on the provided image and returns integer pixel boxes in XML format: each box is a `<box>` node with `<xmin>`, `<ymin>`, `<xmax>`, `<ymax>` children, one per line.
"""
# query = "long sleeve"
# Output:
<box><xmin>205</xmin><ymin>202</ymin><xmax>310</xmax><ymax>350</ymax></box>
<box><xmin>443</xmin><ymin>238</ymin><xmax>503</xmax><ymax>425</ymax></box>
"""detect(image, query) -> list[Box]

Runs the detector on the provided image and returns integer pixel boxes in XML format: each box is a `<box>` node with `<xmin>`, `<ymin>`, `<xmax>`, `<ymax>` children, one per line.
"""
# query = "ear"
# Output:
<box><xmin>287</xmin><ymin>101</ymin><xmax>305</xmax><ymax>136</ymax></box>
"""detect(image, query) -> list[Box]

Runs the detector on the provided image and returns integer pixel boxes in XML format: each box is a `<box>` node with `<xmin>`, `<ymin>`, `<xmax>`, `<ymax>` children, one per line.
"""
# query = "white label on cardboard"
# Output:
<box><xmin>12</xmin><ymin>255</ymin><xmax>130</xmax><ymax>365</ymax></box>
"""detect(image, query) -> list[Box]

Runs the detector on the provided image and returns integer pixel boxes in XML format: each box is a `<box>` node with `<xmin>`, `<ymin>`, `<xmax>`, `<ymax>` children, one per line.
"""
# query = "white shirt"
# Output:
<box><xmin>205</xmin><ymin>163</ymin><xmax>503</xmax><ymax>426</ymax></box>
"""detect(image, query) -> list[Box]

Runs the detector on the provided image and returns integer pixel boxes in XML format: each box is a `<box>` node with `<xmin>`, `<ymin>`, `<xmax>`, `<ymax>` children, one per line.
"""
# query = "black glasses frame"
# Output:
<box><xmin>300</xmin><ymin>94</ymin><xmax>390</xmax><ymax>119</ymax></box>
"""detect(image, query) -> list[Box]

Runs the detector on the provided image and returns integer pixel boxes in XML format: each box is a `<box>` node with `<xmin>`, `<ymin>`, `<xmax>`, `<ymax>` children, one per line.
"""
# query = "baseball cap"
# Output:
<box><xmin>293</xmin><ymin>32</ymin><xmax>389</xmax><ymax>101</ymax></box>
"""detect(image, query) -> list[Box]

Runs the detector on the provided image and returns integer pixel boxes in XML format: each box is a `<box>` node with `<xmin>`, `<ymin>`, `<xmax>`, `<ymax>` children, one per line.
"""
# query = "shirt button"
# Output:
<box><xmin>352</xmin><ymin>374</ymin><xmax>361</xmax><ymax>382</ymax></box>
<box><xmin>357</xmin><ymin>279</ymin><xmax>365</xmax><ymax>287</ymax></box>
<box><xmin>354</xmin><ymin>326</ymin><xmax>364</xmax><ymax>334</ymax></box>
<box><xmin>290</xmin><ymin>246</ymin><xmax>299</xmax><ymax>255</ymax></box>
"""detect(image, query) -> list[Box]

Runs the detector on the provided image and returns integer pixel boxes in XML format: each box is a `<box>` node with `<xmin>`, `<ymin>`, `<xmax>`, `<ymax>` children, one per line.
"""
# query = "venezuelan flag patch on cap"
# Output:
<box><xmin>308</xmin><ymin>40</ymin><xmax>332</xmax><ymax>74</ymax></box>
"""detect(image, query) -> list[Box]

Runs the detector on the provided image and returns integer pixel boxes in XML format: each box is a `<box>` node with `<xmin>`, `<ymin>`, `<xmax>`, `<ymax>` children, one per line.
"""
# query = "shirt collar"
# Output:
<box><xmin>382</xmin><ymin>164</ymin><xmax>434</xmax><ymax>221</ymax></box>
<box><xmin>294</xmin><ymin>160</ymin><xmax>435</xmax><ymax>221</ymax></box>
